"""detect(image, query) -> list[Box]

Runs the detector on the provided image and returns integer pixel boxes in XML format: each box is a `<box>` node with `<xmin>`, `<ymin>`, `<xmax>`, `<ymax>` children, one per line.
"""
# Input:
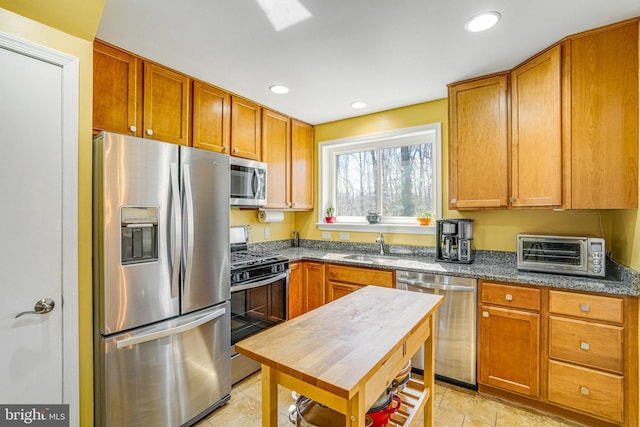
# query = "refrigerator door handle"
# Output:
<box><xmin>183</xmin><ymin>164</ymin><xmax>195</xmax><ymax>292</ymax></box>
<box><xmin>170</xmin><ymin>162</ymin><xmax>182</xmax><ymax>299</ymax></box>
<box><xmin>115</xmin><ymin>307</ymin><xmax>226</xmax><ymax>349</ymax></box>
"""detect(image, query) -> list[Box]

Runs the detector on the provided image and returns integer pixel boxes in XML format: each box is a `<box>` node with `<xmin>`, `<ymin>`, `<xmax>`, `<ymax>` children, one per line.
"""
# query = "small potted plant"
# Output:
<box><xmin>366</xmin><ymin>210</ymin><xmax>382</xmax><ymax>224</ymax></box>
<box><xmin>325</xmin><ymin>205</ymin><xmax>336</xmax><ymax>223</ymax></box>
<box><xmin>416</xmin><ymin>208</ymin><xmax>433</xmax><ymax>226</ymax></box>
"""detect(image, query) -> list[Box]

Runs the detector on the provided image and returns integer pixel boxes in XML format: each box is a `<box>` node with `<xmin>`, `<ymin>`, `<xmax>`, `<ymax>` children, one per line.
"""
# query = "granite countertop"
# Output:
<box><xmin>273</xmin><ymin>246</ymin><xmax>640</xmax><ymax>297</ymax></box>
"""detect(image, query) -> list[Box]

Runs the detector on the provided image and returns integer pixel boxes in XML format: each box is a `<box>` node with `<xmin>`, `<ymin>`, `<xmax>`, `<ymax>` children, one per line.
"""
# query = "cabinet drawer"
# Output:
<box><xmin>549</xmin><ymin>316</ymin><xmax>623</xmax><ymax>373</ymax></box>
<box><xmin>481</xmin><ymin>282</ymin><xmax>540</xmax><ymax>310</ymax></box>
<box><xmin>549</xmin><ymin>290</ymin><xmax>623</xmax><ymax>323</ymax></box>
<box><xmin>326</xmin><ymin>264</ymin><xmax>393</xmax><ymax>287</ymax></box>
<box><xmin>548</xmin><ymin>360</ymin><xmax>623</xmax><ymax>423</ymax></box>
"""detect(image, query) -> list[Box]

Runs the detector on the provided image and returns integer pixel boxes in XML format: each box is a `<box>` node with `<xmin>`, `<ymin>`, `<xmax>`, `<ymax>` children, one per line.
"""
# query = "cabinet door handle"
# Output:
<box><xmin>129</xmin><ymin>125</ymin><xmax>137</xmax><ymax>132</ymax></box>
<box><xmin>233</xmin><ymin>147</ymin><xmax>239</xmax><ymax>153</ymax></box>
<box><xmin>580</xmin><ymin>303</ymin><xmax>590</xmax><ymax>312</ymax></box>
<box><xmin>505</xmin><ymin>293</ymin><xmax>513</xmax><ymax>301</ymax></box>
<box><xmin>510</xmin><ymin>197</ymin><xmax>517</xmax><ymax>202</ymax></box>
<box><xmin>222</xmin><ymin>146</ymin><xmax>228</xmax><ymax>152</ymax></box>
<box><xmin>482</xmin><ymin>311</ymin><xmax>489</xmax><ymax>318</ymax></box>
<box><xmin>580</xmin><ymin>386</ymin><xmax>590</xmax><ymax>396</ymax></box>
<box><xmin>146</xmin><ymin>129</ymin><xmax>153</xmax><ymax>136</ymax></box>
<box><xmin>580</xmin><ymin>341</ymin><xmax>590</xmax><ymax>351</ymax></box>
<box><xmin>450</xmin><ymin>198</ymin><xmax>457</xmax><ymax>204</ymax></box>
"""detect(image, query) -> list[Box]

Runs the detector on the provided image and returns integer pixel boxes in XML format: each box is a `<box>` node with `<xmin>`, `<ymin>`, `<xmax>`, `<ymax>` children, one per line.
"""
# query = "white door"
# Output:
<box><xmin>0</xmin><ymin>33</ymin><xmax>79</xmax><ymax>424</ymax></box>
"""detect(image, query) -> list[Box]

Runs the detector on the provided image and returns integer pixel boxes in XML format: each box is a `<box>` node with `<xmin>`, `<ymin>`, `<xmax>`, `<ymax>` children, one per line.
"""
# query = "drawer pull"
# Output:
<box><xmin>482</xmin><ymin>311</ymin><xmax>489</xmax><ymax>318</ymax></box>
<box><xmin>580</xmin><ymin>341</ymin><xmax>590</xmax><ymax>351</ymax></box>
<box><xmin>580</xmin><ymin>386</ymin><xmax>590</xmax><ymax>396</ymax></box>
<box><xmin>505</xmin><ymin>293</ymin><xmax>513</xmax><ymax>301</ymax></box>
<box><xmin>580</xmin><ymin>303</ymin><xmax>590</xmax><ymax>312</ymax></box>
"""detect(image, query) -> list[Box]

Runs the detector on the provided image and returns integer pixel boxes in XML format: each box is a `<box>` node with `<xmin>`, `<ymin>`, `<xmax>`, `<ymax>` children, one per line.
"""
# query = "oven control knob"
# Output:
<box><xmin>242</xmin><ymin>271</ymin><xmax>250</xmax><ymax>280</ymax></box>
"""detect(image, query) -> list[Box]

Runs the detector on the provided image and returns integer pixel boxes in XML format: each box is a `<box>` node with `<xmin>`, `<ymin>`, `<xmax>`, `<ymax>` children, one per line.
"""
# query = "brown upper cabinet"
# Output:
<box><xmin>448</xmin><ymin>18</ymin><xmax>639</xmax><ymax>210</ymax></box>
<box><xmin>143</xmin><ymin>63</ymin><xmax>190</xmax><ymax>146</ymax></box>
<box><xmin>262</xmin><ymin>109</ymin><xmax>291</xmax><ymax>209</ymax></box>
<box><xmin>93</xmin><ymin>41</ymin><xmax>143</xmax><ymax>137</ymax></box>
<box><xmin>94</xmin><ymin>40</ymin><xmax>191</xmax><ymax>146</ymax></box>
<box><xmin>263</xmin><ymin>113</ymin><xmax>314</xmax><ymax>210</ymax></box>
<box><xmin>230</xmin><ymin>96</ymin><xmax>262</xmax><ymax>160</ymax></box>
<box><xmin>192</xmin><ymin>80</ymin><xmax>231</xmax><ymax>153</ymax></box>
<box><xmin>511</xmin><ymin>45</ymin><xmax>565</xmax><ymax>208</ymax></box>
<box><xmin>449</xmin><ymin>73</ymin><xmax>509</xmax><ymax>209</ymax></box>
<box><xmin>570</xmin><ymin>21</ymin><xmax>638</xmax><ymax>208</ymax></box>
<box><xmin>290</xmin><ymin>120</ymin><xmax>314</xmax><ymax>210</ymax></box>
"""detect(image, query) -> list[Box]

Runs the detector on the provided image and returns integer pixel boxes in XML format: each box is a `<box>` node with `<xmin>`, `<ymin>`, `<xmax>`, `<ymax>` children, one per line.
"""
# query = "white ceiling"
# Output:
<box><xmin>96</xmin><ymin>0</ymin><xmax>640</xmax><ymax>125</ymax></box>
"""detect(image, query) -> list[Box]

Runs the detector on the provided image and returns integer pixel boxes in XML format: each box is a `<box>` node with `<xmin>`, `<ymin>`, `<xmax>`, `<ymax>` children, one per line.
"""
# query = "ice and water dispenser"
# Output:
<box><xmin>121</xmin><ymin>206</ymin><xmax>158</xmax><ymax>265</ymax></box>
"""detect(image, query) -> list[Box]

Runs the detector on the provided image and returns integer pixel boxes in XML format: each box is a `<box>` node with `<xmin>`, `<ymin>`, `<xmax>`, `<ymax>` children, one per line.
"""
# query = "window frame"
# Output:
<box><xmin>317</xmin><ymin>123</ymin><xmax>442</xmax><ymax>235</ymax></box>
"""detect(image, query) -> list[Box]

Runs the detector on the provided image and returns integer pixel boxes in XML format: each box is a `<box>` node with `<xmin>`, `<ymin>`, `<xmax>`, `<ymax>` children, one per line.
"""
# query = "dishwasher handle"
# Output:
<box><xmin>396</xmin><ymin>277</ymin><xmax>476</xmax><ymax>292</ymax></box>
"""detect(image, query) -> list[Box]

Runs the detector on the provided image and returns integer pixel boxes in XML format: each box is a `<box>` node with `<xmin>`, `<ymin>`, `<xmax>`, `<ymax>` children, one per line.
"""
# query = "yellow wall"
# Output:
<box><xmin>0</xmin><ymin>6</ymin><xmax>100</xmax><ymax>427</ymax></box>
<box><xmin>299</xmin><ymin>98</ymin><xmax>611</xmax><ymax>252</ymax></box>
<box><xmin>231</xmin><ymin>209</ymin><xmax>296</xmax><ymax>242</ymax></box>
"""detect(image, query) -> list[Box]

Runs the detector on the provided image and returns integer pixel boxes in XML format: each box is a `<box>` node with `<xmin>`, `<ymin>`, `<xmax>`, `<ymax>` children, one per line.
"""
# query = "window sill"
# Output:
<box><xmin>316</xmin><ymin>222</ymin><xmax>435</xmax><ymax>235</ymax></box>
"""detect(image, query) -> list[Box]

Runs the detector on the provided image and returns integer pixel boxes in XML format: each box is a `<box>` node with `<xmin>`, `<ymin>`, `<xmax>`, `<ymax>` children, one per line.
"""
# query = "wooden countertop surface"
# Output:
<box><xmin>235</xmin><ymin>285</ymin><xmax>443</xmax><ymax>399</ymax></box>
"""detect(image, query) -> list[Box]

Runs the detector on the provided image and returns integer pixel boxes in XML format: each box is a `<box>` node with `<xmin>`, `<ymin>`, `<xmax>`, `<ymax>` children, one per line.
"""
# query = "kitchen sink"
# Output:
<box><xmin>343</xmin><ymin>254</ymin><xmax>396</xmax><ymax>264</ymax></box>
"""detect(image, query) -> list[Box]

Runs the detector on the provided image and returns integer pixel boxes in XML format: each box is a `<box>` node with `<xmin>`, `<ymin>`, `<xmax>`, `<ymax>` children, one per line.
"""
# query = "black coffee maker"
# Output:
<box><xmin>436</xmin><ymin>219</ymin><xmax>474</xmax><ymax>263</ymax></box>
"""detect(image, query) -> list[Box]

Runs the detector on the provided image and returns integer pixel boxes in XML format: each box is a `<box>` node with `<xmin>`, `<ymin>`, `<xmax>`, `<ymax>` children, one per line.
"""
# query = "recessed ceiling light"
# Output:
<box><xmin>465</xmin><ymin>11</ymin><xmax>501</xmax><ymax>32</ymax></box>
<box><xmin>269</xmin><ymin>84</ymin><xmax>289</xmax><ymax>94</ymax></box>
<box><xmin>351</xmin><ymin>101</ymin><xmax>367</xmax><ymax>109</ymax></box>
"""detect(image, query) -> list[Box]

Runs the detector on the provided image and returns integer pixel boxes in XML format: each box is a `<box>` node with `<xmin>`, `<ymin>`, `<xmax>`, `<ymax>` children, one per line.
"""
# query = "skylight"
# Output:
<box><xmin>256</xmin><ymin>0</ymin><xmax>312</xmax><ymax>31</ymax></box>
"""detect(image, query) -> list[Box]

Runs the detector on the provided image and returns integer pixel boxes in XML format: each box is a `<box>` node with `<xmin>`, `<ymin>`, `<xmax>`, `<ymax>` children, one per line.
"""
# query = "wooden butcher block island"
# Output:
<box><xmin>236</xmin><ymin>285</ymin><xmax>444</xmax><ymax>427</ymax></box>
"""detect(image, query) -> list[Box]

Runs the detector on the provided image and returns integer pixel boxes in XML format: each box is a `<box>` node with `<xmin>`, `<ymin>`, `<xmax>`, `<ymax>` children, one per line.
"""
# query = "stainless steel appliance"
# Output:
<box><xmin>436</xmin><ymin>219</ymin><xmax>474</xmax><ymax>263</ymax></box>
<box><xmin>230</xmin><ymin>156</ymin><xmax>267</xmax><ymax>207</ymax></box>
<box><xmin>229</xmin><ymin>226</ymin><xmax>289</xmax><ymax>384</ymax></box>
<box><xmin>93</xmin><ymin>132</ymin><xmax>231</xmax><ymax>427</ymax></box>
<box><xmin>396</xmin><ymin>271</ymin><xmax>477</xmax><ymax>389</ymax></box>
<box><xmin>517</xmin><ymin>234</ymin><xmax>606</xmax><ymax>277</ymax></box>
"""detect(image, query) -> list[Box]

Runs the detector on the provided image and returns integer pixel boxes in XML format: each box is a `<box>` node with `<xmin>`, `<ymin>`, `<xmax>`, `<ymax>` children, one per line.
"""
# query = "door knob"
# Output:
<box><xmin>15</xmin><ymin>298</ymin><xmax>55</xmax><ymax>318</ymax></box>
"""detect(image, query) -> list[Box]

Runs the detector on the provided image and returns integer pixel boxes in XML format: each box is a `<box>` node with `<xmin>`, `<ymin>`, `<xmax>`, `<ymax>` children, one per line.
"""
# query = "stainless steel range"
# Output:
<box><xmin>230</xmin><ymin>226</ymin><xmax>289</xmax><ymax>384</ymax></box>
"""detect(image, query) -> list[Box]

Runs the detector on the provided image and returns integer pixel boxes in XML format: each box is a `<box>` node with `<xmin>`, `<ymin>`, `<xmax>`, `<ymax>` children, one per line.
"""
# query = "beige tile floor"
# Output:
<box><xmin>196</xmin><ymin>373</ymin><xmax>578</xmax><ymax>427</ymax></box>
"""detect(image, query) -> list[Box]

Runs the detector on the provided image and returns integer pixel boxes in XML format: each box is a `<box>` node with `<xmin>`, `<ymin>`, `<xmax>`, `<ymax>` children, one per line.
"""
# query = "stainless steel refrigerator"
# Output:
<box><xmin>93</xmin><ymin>132</ymin><xmax>231</xmax><ymax>427</ymax></box>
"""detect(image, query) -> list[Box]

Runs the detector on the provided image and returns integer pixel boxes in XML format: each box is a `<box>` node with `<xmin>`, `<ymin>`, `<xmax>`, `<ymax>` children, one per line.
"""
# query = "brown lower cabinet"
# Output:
<box><xmin>479</xmin><ymin>281</ymin><xmax>540</xmax><ymax>397</ymax></box>
<box><xmin>479</xmin><ymin>280</ymin><xmax>639</xmax><ymax>427</ymax></box>
<box><xmin>287</xmin><ymin>261</ymin><xmax>394</xmax><ymax>319</ymax></box>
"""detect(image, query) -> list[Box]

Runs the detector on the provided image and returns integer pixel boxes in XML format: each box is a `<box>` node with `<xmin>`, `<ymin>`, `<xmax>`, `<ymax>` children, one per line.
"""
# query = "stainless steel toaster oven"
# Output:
<box><xmin>517</xmin><ymin>234</ymin><xmax>605</xmax><ymax>277</ymax></box>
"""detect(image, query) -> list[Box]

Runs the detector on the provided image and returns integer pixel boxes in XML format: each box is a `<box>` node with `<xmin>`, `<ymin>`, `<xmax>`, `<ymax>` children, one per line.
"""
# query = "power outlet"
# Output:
<box><xmin>264</xmin><ymin>227</ymin><xmax>270</xmax><ymax>239</ymax></box>
<box><xmin>339</xmin><ymin>232</ymin><xmax>350</xmax><ymax>240</ymax></box>
<box><xmin>321</xmin><ymin>232</ymin><xmax>331</xmax><ymax>239</ymax></box>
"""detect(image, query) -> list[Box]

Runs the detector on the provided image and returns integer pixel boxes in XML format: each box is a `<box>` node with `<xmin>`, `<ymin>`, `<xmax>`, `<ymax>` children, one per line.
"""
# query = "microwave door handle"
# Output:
<box><xmin>251</xmin><ymin>168</ymin><xmax>259</xmax><ymax>198</ymax></box>
<box><xmin>183</xmin><ymin>164</ymin><xmax>195</xmax><ymax>294</ymax></box>
<box><xmin>170</xmin><ymin>162</ymin><xmax>181</xmax><ymax>299</ymax></box>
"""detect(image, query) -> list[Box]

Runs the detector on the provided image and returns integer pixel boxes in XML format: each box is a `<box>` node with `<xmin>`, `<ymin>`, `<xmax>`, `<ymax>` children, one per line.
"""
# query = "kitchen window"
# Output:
<box><xmin>318</xmin><ymin>123</ymin><xmax>442</xmax><ymax>234</ymax></box>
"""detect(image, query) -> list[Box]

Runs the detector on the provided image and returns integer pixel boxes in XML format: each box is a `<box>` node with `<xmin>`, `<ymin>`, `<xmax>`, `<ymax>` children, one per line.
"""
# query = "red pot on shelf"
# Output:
<box><xmin>367</xmin><ymin>393</ymin><xmax>401</xmax><ymax>427</ymax></box>
<box><xmin>325</xmin><ymin>216</ymin><xmax>336</xmax><ymax>223</ymax></box>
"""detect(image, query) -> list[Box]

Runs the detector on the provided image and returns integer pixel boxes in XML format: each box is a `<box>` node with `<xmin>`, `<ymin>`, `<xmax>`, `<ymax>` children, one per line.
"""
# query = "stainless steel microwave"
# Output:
<box><xmin>230</xmin><ymin>157</ymin><xmax>267</xmax><ymax>207</ymax></box>
<box><xmin>517</xmin><ymin>234</ymin><xmax>605</xmax><ymax>277</ymax></box>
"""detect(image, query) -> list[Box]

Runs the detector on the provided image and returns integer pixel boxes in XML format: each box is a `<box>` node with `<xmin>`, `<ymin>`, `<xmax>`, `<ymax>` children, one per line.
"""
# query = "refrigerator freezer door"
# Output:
<box><xmin>180</xmin><ymin>147</ymin><xmax>230</xmax><ymax>314</ymax></box>
<box><xmin>94</xmin><ymin>133</ymin><xmax>180</xmax><ymax>334</ymax></box>
<box><xmin>99</xmin><ymin>302</ymin><xmax>231</xmax><ymax>427</ymax></box>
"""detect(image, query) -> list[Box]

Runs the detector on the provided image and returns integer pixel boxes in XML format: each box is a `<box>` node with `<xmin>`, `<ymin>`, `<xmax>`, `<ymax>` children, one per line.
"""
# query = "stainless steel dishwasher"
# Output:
<box><xmin>396</xmin><ymin>271</ymin><xmax>477</xmax><ymax>389</ymax></box>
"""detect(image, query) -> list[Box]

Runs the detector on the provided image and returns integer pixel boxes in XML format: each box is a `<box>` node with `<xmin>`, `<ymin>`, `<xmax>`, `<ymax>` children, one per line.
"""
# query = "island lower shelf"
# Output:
<box><xmin>389</xmin><ymin>378</ymin><xmax>430</xmax><ymax>427</ymax></box>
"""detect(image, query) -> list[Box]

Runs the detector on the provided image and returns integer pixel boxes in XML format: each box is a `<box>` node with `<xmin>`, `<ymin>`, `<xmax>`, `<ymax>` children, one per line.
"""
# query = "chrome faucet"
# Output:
<box><xmin>376</xmin><ymin>233</ymin><xmax>389</xmax><ymax>255</ymax></box>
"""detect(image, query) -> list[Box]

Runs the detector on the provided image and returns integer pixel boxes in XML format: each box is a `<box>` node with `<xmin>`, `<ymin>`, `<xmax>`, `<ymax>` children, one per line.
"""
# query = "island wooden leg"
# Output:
<box><xmin>261</xmin><ymin>364</ymin><xmax>278</xmax><ymax>427</ymax></box>
<box><xmin>345</xmin><ymin>391</ymin><xmax>366</xmax><ymax>427</ymax></box>
<box><xmin>423</xmin><ymin>315</ymin><xmax>435</xmax><ymax>427</ymax></box>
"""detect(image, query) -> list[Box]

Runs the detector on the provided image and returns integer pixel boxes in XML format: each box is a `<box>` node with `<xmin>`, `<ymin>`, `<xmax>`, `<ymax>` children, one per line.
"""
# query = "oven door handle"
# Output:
<box><xmin>231</xmin><ymin>272</ymin><xmax>289</xmax><ymax>293</ymax></box>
